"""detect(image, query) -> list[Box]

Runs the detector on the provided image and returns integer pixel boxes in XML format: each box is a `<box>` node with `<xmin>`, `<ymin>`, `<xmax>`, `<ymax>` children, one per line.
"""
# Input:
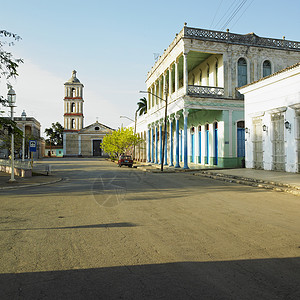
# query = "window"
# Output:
<box><xmin>263</xmin><ymin>60</ymin><xmax>272</xmax><ymax>77</ymax></box>
<box><xmin>95</xmin><ymin>126</ymin><xmax>100</xmax><ymax>130</ymax></box>
<box><xmin>71</xmin><ymin>102</ymin><xmax>75</xmax><ymax>112</ymax></box>
<box><xmin>238</xmin><ymin>58</ymin><xmax>247</xmax><ymax>87</ymax></box>
<box><xmin>71</xmin><ymin>88</ymin><xmax>76</xmax><ymax>98</ymax></box>
<box><xmin>71</xmin><ymin>119</ymin><xmax>75</xmax><ymax>129</ymax></box>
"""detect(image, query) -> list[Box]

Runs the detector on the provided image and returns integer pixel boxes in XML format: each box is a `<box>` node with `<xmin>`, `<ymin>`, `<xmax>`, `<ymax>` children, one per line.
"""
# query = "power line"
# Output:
<box><xmin>214</xmin><ymin>0</ymin><xmax>239</xmax><ymax>29</ymax></box>
<box><xmin>209</xmin><ymin>0</ymin><xmax>224</xmax><ymax>29</ymax></box>
<box><xmin>220</xmin><ymin>0</ymin><xmax>249</xmax><ymax>31</ymax></box>
<box><xmin>230</xmin><ymin>0</ymin><xmax>255</xmax><ymax>30</ymax></box>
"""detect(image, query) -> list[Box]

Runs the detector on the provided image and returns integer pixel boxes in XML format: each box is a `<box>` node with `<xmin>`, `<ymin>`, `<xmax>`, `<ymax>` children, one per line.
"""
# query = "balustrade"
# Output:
<box><xmin>187</xmin><ymin>85</ymin><xmax>224</xmax><ymax>97</ymax></box>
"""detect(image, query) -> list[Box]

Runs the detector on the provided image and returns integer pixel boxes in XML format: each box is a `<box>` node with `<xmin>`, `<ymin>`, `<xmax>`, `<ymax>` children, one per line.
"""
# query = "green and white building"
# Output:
<box><xmin>135</xmin><ymin>24</ymin><xmax>300</xmax><ymax>168</ymax></box>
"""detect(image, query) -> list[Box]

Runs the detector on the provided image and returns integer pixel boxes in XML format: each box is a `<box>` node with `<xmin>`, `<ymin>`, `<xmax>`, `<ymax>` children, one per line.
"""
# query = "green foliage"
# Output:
<box><xmin>0</xmin><ymin>123</ymin><xmax>23</xmax><ymax>155</ymax></box>
<box><xmin>137</xmin><ymin>97</ymin><xmax>147</xmax><ymax>116</ymax></box>
<box><xmin>101</xmin><ymin>127</ymin><xmax>143</xmax><ymax>159</ymax></box>
<box><xmin>0</xmin><ymin>30</ymin><xmax>23</xmax><ymax>107</ymax></box>
<box><xmin>44</xmin><ymin>122</ymin><xmax>64</xmax><ymax>146</ymax></box>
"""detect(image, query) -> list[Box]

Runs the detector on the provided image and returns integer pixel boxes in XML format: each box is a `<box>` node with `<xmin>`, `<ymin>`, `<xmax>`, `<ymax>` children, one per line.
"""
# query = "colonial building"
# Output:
<box><xmin>63</xmin><ymin>70</ymin><xmax>113</xmax><ymax>157</ymax></box>
<box><xmin>239</xmin><ymin>62</ymin><xmax>300</xmax><ymax>173</ymax></box>
<box><xmin>135</xmin><ymin>24</ymin><xmax>300</xmax><ymax>169</ymax></box>
<box><xmin>0</xmin><ymin>110</ymin><xmax>44</xmax><ymax>159</ymax></box>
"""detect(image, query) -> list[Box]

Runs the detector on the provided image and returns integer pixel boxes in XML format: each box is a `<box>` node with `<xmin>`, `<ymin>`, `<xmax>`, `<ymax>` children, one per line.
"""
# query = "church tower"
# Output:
<box><xmin>63</xmin><ymin>70</ymin><xmax>84</xmax><ymax>131</ymax></box>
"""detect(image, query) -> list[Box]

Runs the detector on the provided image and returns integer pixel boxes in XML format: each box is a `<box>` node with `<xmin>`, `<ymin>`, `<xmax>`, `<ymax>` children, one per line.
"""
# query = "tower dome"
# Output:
<box><xmin>67</xmin><ymin>70</ymin><xmax>80</xmax><ymax>83</ymax></box>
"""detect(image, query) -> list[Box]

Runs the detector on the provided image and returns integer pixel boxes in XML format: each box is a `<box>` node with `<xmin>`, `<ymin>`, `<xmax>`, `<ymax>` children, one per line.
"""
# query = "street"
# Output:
<box><xmin>0</xmin><ymin>158</ymin><xmax>299</xmax><ymax>299</ymax></box>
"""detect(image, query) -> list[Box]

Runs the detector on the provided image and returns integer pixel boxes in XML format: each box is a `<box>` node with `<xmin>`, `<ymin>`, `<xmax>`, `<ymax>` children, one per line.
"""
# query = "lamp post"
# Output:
<box><xmin>140</xmin><ymin>86</ymin><xmax>168</xmax><ymax>172</ymax></box>
<box><xmin>7</xmin><ymin>87</ymin><xmax>16</xmax><ymax>182</ymax></box>
<box><xmin>120</xmin><ymin>113</ymin><xmax>137</xmax><ymax>160</ymax></box>
<box><xmin>21</xmin><ymin>110</ymin><xmax>26</xmax><ymax>161</ymax></box>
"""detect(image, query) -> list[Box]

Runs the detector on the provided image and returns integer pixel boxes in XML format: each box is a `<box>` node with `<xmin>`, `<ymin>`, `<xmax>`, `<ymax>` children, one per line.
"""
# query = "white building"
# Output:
<box><xmin>63</xmin><ymin>70</ymin><xmax>113</xmax><ymax>157</ymax></box>
<box><xmin>135</xmin><ymin>24</ymin><xmax>300</xmax><ymax>169</ymax></box>
<box><xmin>239</xmin><ymin>62</ymin><xmax>300</xmax><ymax>173</ymax></box>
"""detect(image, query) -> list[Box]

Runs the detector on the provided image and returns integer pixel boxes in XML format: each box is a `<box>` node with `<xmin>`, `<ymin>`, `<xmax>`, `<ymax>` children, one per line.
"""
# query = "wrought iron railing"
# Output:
<box><xmin>184</xmin><ymin>27</ymin><xmax>300</xmax><ymax>52</ymax></box>
<box><xmin>187</xmin><ymin>85</ymin><xmax>224</xmax><ymax>97</ymax></box>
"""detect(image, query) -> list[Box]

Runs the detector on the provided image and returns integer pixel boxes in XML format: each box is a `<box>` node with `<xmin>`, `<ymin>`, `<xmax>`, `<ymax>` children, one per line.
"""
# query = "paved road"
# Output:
<box><xmin>0</xmin><ymin>158</ymin><xmax>299</xmax><ymax>299</ymax></box>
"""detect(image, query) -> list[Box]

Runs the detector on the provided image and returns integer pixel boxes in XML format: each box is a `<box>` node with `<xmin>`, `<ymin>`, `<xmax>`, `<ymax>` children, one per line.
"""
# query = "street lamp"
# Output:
<box><xmin>7</xmin><ymin>87</ymin><xmax>16</xmax><ymax>182</ymax></box>
<box><xmin>140</xmin><ymin>86</ymin><xmax>168</xmax><ymax>172</ymax></box>
<box><xmin>21</xmin><ymin>110</ymin><xmax>26</xmax><ymax>161</ymax></box>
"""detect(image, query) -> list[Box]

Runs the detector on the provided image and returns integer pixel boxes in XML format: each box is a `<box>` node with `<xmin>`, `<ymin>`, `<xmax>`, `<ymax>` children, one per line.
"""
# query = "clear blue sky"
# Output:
<box><xmin>1</xmin><ymin>0</ymin><xmax>299</xmax><ymax>134</ymax></box>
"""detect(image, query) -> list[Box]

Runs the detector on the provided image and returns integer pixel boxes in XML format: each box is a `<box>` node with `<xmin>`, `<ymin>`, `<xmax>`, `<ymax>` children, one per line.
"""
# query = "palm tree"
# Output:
<box><xmin>136</xmin><ymin>97</ymin><xmax>147</xmax><ymax>116</ymax></box>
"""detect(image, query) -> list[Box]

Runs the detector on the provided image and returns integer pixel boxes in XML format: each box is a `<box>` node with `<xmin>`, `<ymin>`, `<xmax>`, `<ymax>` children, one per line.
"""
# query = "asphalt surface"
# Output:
<box><xmin>0</xmin><ymin>158</ymin><xmax>299</xmax><ymax>299</ymax></box>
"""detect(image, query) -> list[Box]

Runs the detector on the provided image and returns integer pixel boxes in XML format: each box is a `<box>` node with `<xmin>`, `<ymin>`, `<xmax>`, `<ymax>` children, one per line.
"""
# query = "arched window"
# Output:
<box><xmin>71</xmin><ymin>102</ymin><xmax>75</xmax><ymax>113</ymax></box>
<box><xmin>199</xmin><ymin>69</ymin><xmax>202</xmax><ymax>85</ymax></box>
<box><xmin>71</xmin><ymin>88</ymin><xmax>76</xmax><ymax>98</ymax></box>
<box><xmin>71</xmin><ymin>119</ymin><xmax>75</xmax><ymax>129</ymax></box>
<box><xmin>263</xmin><ymin>60</ymin><xmax>272</xmax><ymax>77</ymax></box>
<box><xmin>207</xmin><ymin>65</ymin><xmax>210</xmax><ymax>85</ymax></box>
<box><xmin>215</xmin><ymin>61</ymin><xmax>218</xmax><ymax>86</ymax></box>
<box><xmin>238</xmin><ymin>58</ymin><xmax>247</xmax><ymax>87</ymax></box>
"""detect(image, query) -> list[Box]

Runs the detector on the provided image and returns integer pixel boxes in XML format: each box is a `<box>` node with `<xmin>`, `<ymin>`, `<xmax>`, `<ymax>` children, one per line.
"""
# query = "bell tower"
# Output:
<box><xmin>63</xmin><ymin>70</ymin><xmax>84</xmax><ymax>131</ymax></box>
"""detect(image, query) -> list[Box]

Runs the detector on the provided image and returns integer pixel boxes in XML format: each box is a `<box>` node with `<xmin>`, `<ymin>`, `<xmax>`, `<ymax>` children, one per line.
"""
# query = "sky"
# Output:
<box><xmin>1</xmin><ymin>0</ymin><xmax>299</xmax><ymax>137</ymax></box>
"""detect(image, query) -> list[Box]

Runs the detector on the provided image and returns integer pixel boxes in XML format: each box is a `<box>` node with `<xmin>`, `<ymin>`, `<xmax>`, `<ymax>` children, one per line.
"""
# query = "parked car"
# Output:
<box><xmin>118</xmin><ymin>155</ymin><xmax>133</xmax><ymax>167</ymax></box>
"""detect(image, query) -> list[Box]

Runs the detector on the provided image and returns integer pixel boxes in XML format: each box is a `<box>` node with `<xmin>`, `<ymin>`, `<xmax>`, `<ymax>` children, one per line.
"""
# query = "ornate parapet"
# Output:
<box><xmin>183</xmin><ymin>27</ymin><xmax>300</xmax><ymax>52</ymax></box>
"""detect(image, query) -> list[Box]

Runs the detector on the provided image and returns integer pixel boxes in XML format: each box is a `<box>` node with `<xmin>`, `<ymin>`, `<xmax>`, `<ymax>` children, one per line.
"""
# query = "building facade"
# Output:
<box><xmin>239</xmin><ymin>62</ymin><xmax>300</xmax><ymax>173</ymax></box>
<box><xmin>135</xmin><ymin>24</ymin><xmax>300</xmax><ymax>169</ymax></box>
<box><xmin>0</xmin><ymin>110</ymin><xmax>44</xmax><ymax>159</ymax></box>
<box><xmin>63</xmin><ymin>71</ymin><xmax>113</xmax><ymax>157</ymax></box>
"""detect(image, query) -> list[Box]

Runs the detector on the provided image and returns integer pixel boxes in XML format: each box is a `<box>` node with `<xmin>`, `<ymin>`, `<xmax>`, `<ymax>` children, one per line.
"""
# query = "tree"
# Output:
<box><xmin>136</xmin><ymin>97</ymin><xmax>147</xmax><ymax>116</ymax></box>
<box><xmin>0</xmin><ymin>30</ymin><xmax>23</xmax><ymax>127</ymax></box>
<box><xmin>44</xmin><ymin>122</ymin><xmax>64</xmax><ymax>146</ymax></box>
<box><xmin>0</xmin><ymin>123</ymin><xmax>23</xmax><ymax>157</ymax></box>
<box><xmin>101</xmin><ymin>127</ymin><xmax>143</xmax><ymax>159</ymax></box>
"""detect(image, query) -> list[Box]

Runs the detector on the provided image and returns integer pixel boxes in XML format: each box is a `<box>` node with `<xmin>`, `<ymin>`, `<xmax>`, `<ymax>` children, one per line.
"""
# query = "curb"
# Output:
<box><xmin>195</xmin><ymin>171</ymin><xmax>300</xmax><ymax>196</ymax></box>
<box><xmin>0</xmin><ymin>177</ymin><xmax>63</xmax><ymax>190</ymax></box>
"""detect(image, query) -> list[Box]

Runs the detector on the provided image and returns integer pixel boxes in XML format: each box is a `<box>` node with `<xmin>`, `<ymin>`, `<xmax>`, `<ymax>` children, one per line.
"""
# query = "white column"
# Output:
<box><xmin>78</xmin><ymin>135</ymin><xmax>81</xmax><ymax>155</ymax></box>
<box><xmin>229</xmin><ymin>109</ymin><xmax>233</xmax><ymax>157</ymax></box>
<box><xmin>158</xmin><ymin>78</ymin><xmax>162</xmax><ymax>107</ymax></box>
<box><xmin>175</xmin><ymin>60</ymin><xmax>179</xmax><ymax>92</ymax></box>
<box><xmin>163</xmin><ymin>73</ymin><xmax>167</xmax><ymax>99</ymax></box>
<box><xmin>183</xmin><ymin>52</ymin><xmax>188</xmax><ymax>95</ymax></box>
<box><xmin>169</xmin><ymin>67</ymin><xmax>172</xmax><ymax>95</ymax></box>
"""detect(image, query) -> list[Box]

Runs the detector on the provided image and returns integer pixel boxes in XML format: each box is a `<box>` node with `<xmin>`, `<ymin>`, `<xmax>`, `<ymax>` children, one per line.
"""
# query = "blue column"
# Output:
<box><xmin>183</xmin><ymin>109</ymin><xmax>189</xmax><ymax>169</ymax></box>
<box><xmin>175</xmin><ymin>114</ymin><xmax>180</xmax><ymax>168</ymax></box>
<box><xmin>159</xmin><ymin>122</ymin><xmax>163</xmax><ymax>163</ymax></box>
<box><xmin>169</xmin><ymin>117</ymin><xmax>174</xmax><ymax>166</ymax></box>
<box><xmin>155</xmin><ymin>125</ymin><xmax>158</xmax><ymax>164</ymax></box>
<box><xmin>164</xmin><ymin>128</ymin><xmax>168</xmax><ymax>166</ymax></box>
<box><xmin>147</xmin><ymin>128</ymin><xmax>150</xmax><ymax>162</ymax></box>
<box><xmin>151</xmin><ymin>126</ymin><xmax>154</xmax><ymax>163</ymax></box>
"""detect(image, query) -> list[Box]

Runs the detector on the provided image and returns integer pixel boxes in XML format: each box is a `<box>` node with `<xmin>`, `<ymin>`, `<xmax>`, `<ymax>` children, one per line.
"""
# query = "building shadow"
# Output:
<box><xmin>0</xmin><ymin>258</ymin><xmax>299</xmax><ymax>299</ymax></box>
<box><xmin>0</xmin><ymin>222</ymin><xmax>137</xmax><ymax>232</ymax></box>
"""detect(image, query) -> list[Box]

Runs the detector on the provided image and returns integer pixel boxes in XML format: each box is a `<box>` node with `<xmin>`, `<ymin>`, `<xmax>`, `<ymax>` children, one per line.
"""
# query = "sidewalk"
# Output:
<box><xmin>0</xmin><ymin>171</ymin><xmax>62</xmax><ymax>190</ymax></box>
<box><xmin>135</xmin><ymin>162</ymin><xmax>300</xmax><ymax>196</ymax></box>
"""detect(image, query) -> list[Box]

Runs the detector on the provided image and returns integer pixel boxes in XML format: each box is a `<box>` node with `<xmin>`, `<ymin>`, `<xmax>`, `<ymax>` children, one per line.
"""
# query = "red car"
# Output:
<box><xmin>118</xmin><ymin>155</ymin><xmax>133</xmax><ymax>167</ymax></box>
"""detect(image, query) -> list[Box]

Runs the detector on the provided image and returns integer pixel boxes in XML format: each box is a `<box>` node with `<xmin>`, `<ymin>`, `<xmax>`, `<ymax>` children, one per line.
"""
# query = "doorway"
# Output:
<box><xmin>93</xmin><ymin>140</ymin><xmax>102</xmax><ymax>156</ymax></box>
